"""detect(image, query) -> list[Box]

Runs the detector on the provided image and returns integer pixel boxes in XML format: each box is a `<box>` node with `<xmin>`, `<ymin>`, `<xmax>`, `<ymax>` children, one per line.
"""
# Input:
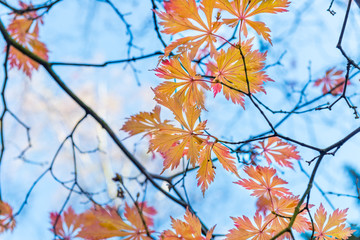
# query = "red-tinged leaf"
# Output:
<box><xmin>235</xmin><ymin>166</ymin><xmax>291</xmax><ymax>198</ymax></box>
<box><xmin>0</xmin><ymin>201</ymin><xmax>16</xmax><ymax>233</ymax></box>
<box><xmin>314</xmin><ymin>204</ymin><xmax>354</xmax><ymax>240</ymax></box>
<box><xmin>216</xmin><ymin>0</ymin><xmax>290</xmax><ymax>44</ymax></box>
<box><xmin>254</xmin><ymin>137</ymin><xmax>301</xmax><ymax>168</ymax></box>
<box><xmin>124</xmin><ymin>202</ymin><xmax>157</xmax><ymax>228</ymax></box>
<box><xmin>314</xmin><ymin>67</ymin><xmax>349</xmax><ymax>96</ymax></box>
<box><xmin>206</xmin><ymin>39</ymin><xmax>271</xmax><ymax>107</ymax></box>
<box><xmin>196</xmin><ymin>141</ymin><xmax>216</xmax><ymax>195</ymax></box>
<box><xmin>155</xmin><ymin>0</ymin><xmax>222</xmax><ymax>57</ymax></box>
<box><xmin>265</xmin><ymin>196</ymin><xmax>311</xmax><ymax>237</ymax></box>
<box><xmin>7</xmin><ymin>2</ymin><xmax>49</xmax><ymax>77</ymax></box>
<box><xmin>212</xmin><ymin>142</ymin><xmax>239</xmax><ymax>177</ymax></box>
<box><xmin>78</xmin><ymin>206</ymin><xmax>134</xmax><ymax>240</ymax></box>
<box><xmin>255</xmin><ymin>196</ymin><xmax>272</xmax><ymax>215</ymax></box>
<box><xmin>226</xmin><ymin>213</ymin><xmax>272</xmax><ymax>240</ymax></box>
<box><xmin>78</xmin><ymin>203</ymin><xmax>155</xmax><ymax>240</ymax></box>
<box><xmin>50</xmin><ymin>206</ymin><xmax>83</xmax><ymax>239</ymax></box>
<box><xmin>161</xmin><ymin>208</ymin><xmax>215</xmax><ymax>240</ymax></box>
<box><xmin>152</xmin><ymin>93</ymin><xmax>206</xmax><ymax>171</ymax></box>
<box><xmin>154</xmin><ymin>53</ymin><xmax>210</xmax><ymax>109</ymax></box>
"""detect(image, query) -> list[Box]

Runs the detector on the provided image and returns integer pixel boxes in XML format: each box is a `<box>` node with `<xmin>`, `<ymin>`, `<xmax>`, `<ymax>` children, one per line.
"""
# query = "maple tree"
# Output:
<box><xmin>0</xmin><ymin>0</ymin><xmax>359</xmax><ymax>239</ymax></box>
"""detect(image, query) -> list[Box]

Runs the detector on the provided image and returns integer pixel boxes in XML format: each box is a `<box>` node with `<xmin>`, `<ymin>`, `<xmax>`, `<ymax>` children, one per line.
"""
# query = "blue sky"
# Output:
<box><xmin>0</xmin><ymin>0</ymin><xmax>360</xmax><ymax>239</ymax></box>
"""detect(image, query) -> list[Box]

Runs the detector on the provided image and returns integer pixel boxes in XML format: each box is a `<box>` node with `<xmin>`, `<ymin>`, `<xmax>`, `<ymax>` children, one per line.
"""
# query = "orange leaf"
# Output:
<box><xmin>121</xmin><ymin>105</ymin><xmax>171</xmax><ymax>137</ymax></box>
<box><xmin>206</xmin><ymin>38</ymin><xmax>271</xmax><ymax>107</ymax></box>
<box><xmin>196</xmin><ymin>140</ymin><xmax>238</xmax><ymax>194</ymax></box>
<box><xmin>216</xmin><ymin>0</ymin><xmax>290</xmax><ymax>44</ymax></box>
<box><xmin>265</xmin><ymin>196</ymin><xmax>311</xmax><ymax>237</ymax></box>
<box><xmin>78</xmin><ymin>203</ymin><xmax>156</xmax><ymax>240</ymax></box>
<box><xmin>50</xmin><ymin>206</ymin><xmax>83</xmax><ymax>239</ymax></box>
<box><xmin>226</xmin><ymin>213</ymin><xmax>272</xmax><ymax>240</ymax></box>
<box><xmin>196</xmin><ymin>141</ymin><xmax>216</xmax><ymax>195</ymax></box>
<box><xmin>124</xmin><ymin>202</ymin><xmax>157</xmax><ymax>228</ymax></box>
<box><xmin>7</xmin><ymin>1</ymin><xmax>49</xmax><ymax>77</ymax></box>
<box><xmin>314</xmin><ymin>204</ymin><xmax>354</xmax><ymax>240</ymax></box>
<box><xmin>161</xmin><ymin>208</ymin><xmax>215</xmax><ymax>240</ymax></box>
<box><xmin>152</xmin><ymin>93</ymin><xmax>206</xmax><ymax>171</ymax></box>
<box><xmin>155</xmin><ymin>0</ymin><xmax>222</xmax><ymax>57</ymax></box>
<box><xmin>235</xmin><ymin>165</ymin><xmax>291</xmax><ymax>198</ymax></box>
<box><xmin>314</xmin><ymin>67</ymin><xmax>349</xmax><ymax>96</ymax></box>
<box><xmin>154</xmin><ymin>53</ymin><xmax>210</xmax><ymax>109</ymax></box>
<box><xmin>0</xmin><ymin>201</ymin><xmax>16</xmax><ymax>233</ymax></box>
<box><xmin>254</xmin><ymin>137</ymin><xmax>301</xmax><ymax>168</ymax></box>
<box><xmin>212</xmin><ymin>142</ymin><xmax>239</xmax><ymax>177</ymax></box>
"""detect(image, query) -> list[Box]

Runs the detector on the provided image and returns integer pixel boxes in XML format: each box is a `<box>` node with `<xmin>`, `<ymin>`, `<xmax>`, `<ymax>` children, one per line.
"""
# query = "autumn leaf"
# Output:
<box><xmin>314</xmin><ymin>67</ymin><xmax>349</xmax><ymax>96</ymax></box>
<box><xmin>206</xmin><ymin>39</ymin><xmax>271</xmax><ymax>107</ymax></box>
<box><xmin>78</xmin><ymin>203</ymin><xmax>156</xmax><ymax>240</ymax></box>
<box><xmin>226</xmin><ymin>213</ymin><xmax>273</xmax><ymax>240</ymax></box>
<box><xmin>152</xmin><ymin>93</ymin><xmax>206</xmax><ymax>171</ymax></box>
<box><xmin>122</xmin><ymin>92</ymin><xmax>238</xmax><ymax>193</ymax></box>
<box><xmin>265</xmin><ymin>196</ymin><xmax>311</xmax><ymax>236</ymax></box>
<box><xmin>313</xmin><ymin>204</ymin><xmax>354</xmax><ymax>240</ymax></box>
<box><xmin>0</xmin><ymin>201</ymin><xmax>16</xmax><ymax>233</ymax></box>
<box><xmin>196</xmin><ymin>140</ymin><xmax>239</xmax><ymax>194</ymax></box>
<box><xmin>254</xmin><ymin>137</ymin><xmax>301</xmax><ymax>168</ymax></box>
<box><xmin>161</xmin><ymin>208</ymin><xmax>215</xmax><ymax>240</ymax></box>
<box><xmin>7</xmin><ymin>1</ymin><xmax>49</xmax><ymax>77</ymax></box>
<box><xmin>235</xmin><ymin>165</ymin><xmax>291</xmax><ymax>198</ymax></box>
<box><xmin>155</xmin><ymin>0</ymin><xmax>222</xmax><ymax>58</ymax></box>
<box><xmin>50</xmin><ymin>206</ymin><xmax>83</xmax><ymax>239</ymax></box>
<box><xmin>121</xmin><ymin>105</ymin><xmax>171</xmax><ymax>137</ymax></box>
<box><xmin>216</xmin><ymin>0</ymin><xmax>290</xmax><ymax>44</ymax></box>
<box><xmin>212</xmin><ymin>142</ymin><xmax>239</xmax><ymax>177</ymax></box>
<box><xmin>196</xmin><ymin>141</ymin><xmax>216</xmax><ymax>195</ymax></box>
<box><xmin>154</xmin><ymin>53</ymin><xmax>210</xmax><ymax>109</ymax></box>
<box><xmin>124</xmin><ymin>202</ymin><xmax>157</xmax><ymax>229</ymax></box>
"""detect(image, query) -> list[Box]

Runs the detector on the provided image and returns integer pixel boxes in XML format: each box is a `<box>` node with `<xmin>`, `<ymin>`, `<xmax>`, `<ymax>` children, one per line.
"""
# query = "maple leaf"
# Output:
<box><xmin>196</xmin><ymin>140</ymin><xmax>239</xmax><ymax>194</ymax></box>
<box><xmin>152</xmin><ymin>92</ymin><xmax>207</xmax><ymax>171</ymax></box>
<box><xmin>313</xmin><ymin>204</ymin><xmax>354</xmax><ymax>240</ymax></box>
<box><xmin>314</xmin><ymin>67</ymin><xmax>349</xmax><ymax>96</ymax></box>
<box><xmin>254</xmin><ymin>137</ymin><xmax>301</xmax><ymax>168</ymax></box>
<box><xmin>0</xmin><ymin>201</ymin><xmax>16</xmax><ymax>233</ymax></box>
<box><xmin>154</xmin><ymin>53</ymin><xmax>210</xmax><ymax>109</ymax></box>
<box><xmin>212</xmin><ymin>142</ymin><xmax>239</xmax><ymax>177</ymax></box>
<box><xmin>206</xmin><ymin>39</ymin><xmax>271</xmax><ymax>107</ymax></box>
<box><xmin>124</xmin><ymin>202</ymin><xmax>157</xmax><ymax>229</ymax></box>
<box><xmin>226</xmin><ymin>213</ymin><xmax>273</xmax><ymax>240</ymax></box>
<box><xmin>7</xmin><ymin>1</ymin><xmax>49</xmax><ymax>77</ymax></box>
<box><xmin>216</xmin><ymin>0</ymin><xmax>290</xmax><ymax>44</ymax></box>
<box><xmin>235</xmin><ymin>165</ymin><xmax>291</xmax><ymax>198</ymax></box>
<box><xmin>255</xmin><ymin>195</ymin><xmax>272</xmax><ymax>215</ymax></box>
<box><xmin>196</xmin><ymin>141</ymin><xmax>216</xmax><ymax>195</ymax></box>
<box><xmin>155</xmin><ymin>0</ymin><xmax>222</xmax><ymax>58</ymax></box>
<box><xmin>161</xmin><ymin>208</ymin><xmax>215</xmax><ymax>240</ymax></box>
<box><xmin>265</xmin><ymin>196</ymin><xmax>311</xmax><ymax>237</ymax></box>
<box><xmin>50</xmin><ymin>206</ymin><xmax>83</xmax><ymax>239</ymax></box>
<box><xmin>121</xmin><ymin>93</ymin><xmax>209</xmax><ymax>176</ymax></box>
<box><xmin>78</xmin><ymin>203</ymin><xmax>156</xmax><ymax>240</ymax></box>
<box><xmin>121</xmin><ymin>105</ymin><xmax>171</xmax><ymax>137</ymax></box>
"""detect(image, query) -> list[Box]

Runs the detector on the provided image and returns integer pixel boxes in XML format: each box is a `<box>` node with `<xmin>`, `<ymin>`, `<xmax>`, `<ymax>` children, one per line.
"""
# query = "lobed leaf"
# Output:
<box><xmin>314</xmin><ymin>204</ymin><xmax>354</xmax><ymax>240</ymax></box>
<box><xmin>7</xmin><ymin>1</ymin><xmax>49</xmax><ymax>77</ymax></box>
<box><xmin>235</xmin><ymin>165</ymin><xmax>291</xmax><ymax>198</ymax></box>
<box><xmin>254</xmin><ymin>137</ymin><xmax>301</xmax><ymax>168</ymax></box>
<box><xmin>161</xmin><ymin>208</ymin><xmax>215</xmax><ymax>240</ymax></box>
<box><xmin>155</xmin><ymin>0</ymin><xmax>222</xmax><ymax>58</ymax></box>
<box><xmin>216</xmin><ymin>0</ymin><xmax>290</xmax><ymax>44</ymax></box>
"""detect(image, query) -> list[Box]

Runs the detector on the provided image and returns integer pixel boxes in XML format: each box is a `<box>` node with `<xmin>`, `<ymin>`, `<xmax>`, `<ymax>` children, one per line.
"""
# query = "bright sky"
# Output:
<box><xmin>0</xmin><ymin>0</ymin><xmax>360</xmax><ymax>239</ymax></box>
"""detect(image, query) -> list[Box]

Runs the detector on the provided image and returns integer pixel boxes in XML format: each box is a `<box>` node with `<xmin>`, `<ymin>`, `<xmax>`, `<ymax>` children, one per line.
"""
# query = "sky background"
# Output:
<box><xmin>0</xmin><ymin>0</ymin><xmax>360</xmax><ymax>239</ymax></box>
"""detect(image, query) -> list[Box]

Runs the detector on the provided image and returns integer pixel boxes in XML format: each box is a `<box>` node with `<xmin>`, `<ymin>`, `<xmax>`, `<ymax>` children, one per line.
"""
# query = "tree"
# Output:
<box><xmin>0</xmin><ymin>0</ymin><xmax>359</xmax><ymax>239</ymax></box>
